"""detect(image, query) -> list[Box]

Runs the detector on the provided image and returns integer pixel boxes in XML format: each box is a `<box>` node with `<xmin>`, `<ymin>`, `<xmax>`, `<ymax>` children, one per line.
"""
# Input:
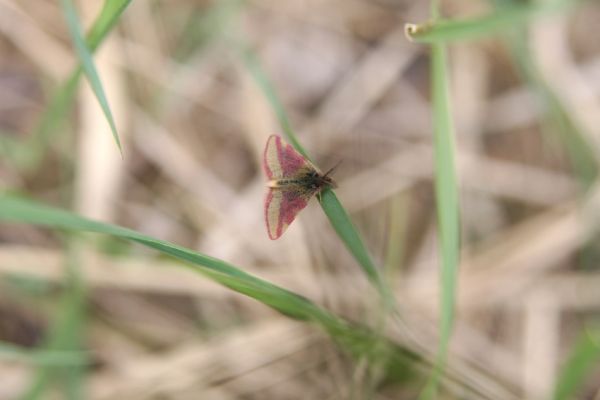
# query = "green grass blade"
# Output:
<box><xmin>21</xmin><ymin>242</ymin><xmax>88</xmax><ymax>400</ymax></box>
<box><xmin>319</xmin><ymin>190</ymin><xmax>390</xmax><ymax>301</ymax></box>
<box><xmin>237</xmin><ymin>46</ymin><xmax>389</xmax><ymax>303</ymax></box>
<box><xmin>507</xmin><ymin>28</ymin><xmax>597</xmax><ymax>187</ymax></box>
<box><xmin>237</xmin><ymin>46</ymin><xmax>310</xmax><ymax>160</ymax></box>
<box><xmin>0</xmin><ymin>195</ymin><xmax>337</xmax><ymax>324</ymax></box>
<box><xmin>12</xmin><ymin>0</ymin><xmax>130</xmax><ymax>170</ymax></box>
<box><xmin>419</xmin><ymin>42</ymin><xmax>460</xmax><ymax>400</ymax></box>
<box><xmin>0</xmin><ymin>194</ymin><xmax>422</xmax><ymax>383</ymax></box>
<box><xmin>60</xmin><ymin>0</ymin><xmax>122</xmax><ymax>154</ymax></box>
<box><xmin>84</xmin><ymin>0</ymin><xmax>132</xmax><ymax>51</ymax></box>
<box><xmin>431</xmin><ymin>43</ymin><xmax>459</xmax><ymax>365</ymax></box>
<box><xmin>0</xmin><ymin>343</ymin><xmax>87</xmax><ymax>366</ymax></box>
<box><xmin>405</xmin><ymin>0</ymin><xmax>575</xmax><ymax>43</ymax></box>
<box><xmin>54</xmin><ymin>245</ymin><xmax>87</xmax><ymax>400</ymax></box>
<box><xmin>175</xmin><ymin>0</ymin><xmax>245</xmax><ymax>61</ymax></box>
<box><xmin>553</xmin><ymin>328</ymin><xmax>600</xmax><ymax>400</ymax></box>
<box><xmin>384</xmin><ymin>194</ymin><xmax>408</xmax><ymax>277</ymax></box>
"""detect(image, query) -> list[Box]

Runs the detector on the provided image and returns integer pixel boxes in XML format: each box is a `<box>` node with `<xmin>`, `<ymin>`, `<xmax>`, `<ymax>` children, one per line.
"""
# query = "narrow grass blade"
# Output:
<box><xmin>237</xmin><ymin>46</ymin><xmax>390</xmax><ymax>304</ymax></box>
<box><xmin>85</xmin><ymin>0</ymin><xmax>132</xmax><ymax>51</ymax></box>
<box><xmin>20</xmin><ymin>72</ymin><xmax>81</xmax><ymax>170</ymax></box>
<box><xmin>553</xmin><ymin>328</ymin><xmax>600</xmax><ymax>400</ymax></box>
<box><xmin>175</xmin><ymin>0</ymin><xmax>245</xmax><ymax>61</ymax></box>
<box><xmin>319</xmin><ymin>190</ymin><xmax>390</xmax><ymax>302</ymax></box>
<box><xmin>0</xmin><ymin>343</ymin><xmax>87</xmax><ymax>366</ymax></box>
<box><xmin>0</xmin><ymin>195</ymin><xmax>339</xmax><ymax>325</ymax></box>
<box><xmin>384</xmin><ymin>194</ymin><xmax>408</xmax><ymax>277</ymax></box>
<box><xmin>237</xmin><ymin>46</ymin><xmax>310</xmax><ymax>160</ymax></box>
<box><xmin>0</xmin><ymin>195</ymin><xmax>423</xmax><ymax>381</ymax></box>
<box><xmin>405</xmin><ymin>0</ymin><xmax>575</xmax><ymax>43</ymax></box>
<box><xmin>16</xmin><ymin>0</ymin><xmax>131</xmax><ymax>170</ymax></box>
<box><xmin>419</xmin><ymin>42</ymin><xmax>460</xmax><ymax>400</ymax></box>
<box><xmin>21</xmin><ymin>241</ymin><xmax>88</xmax><ymax>400</ymax></box>
<box><xmin>54</xmin><ymin>244</ymin><xmax>87</xmax><ymax>400</ymax></box>
<box><xmin>431</xmin><ymin>43</ymin><xmax>459</xmax><ymax>364</ymax></box>
<box><xmin>60</xmin><ymin>0</ymin><xmax>122</xmax><ymax>154</ymax></box>
<box><xmin>508</xmin><ymin>29</ymin><xmax>597</xmax><ymax>187</ymax></box>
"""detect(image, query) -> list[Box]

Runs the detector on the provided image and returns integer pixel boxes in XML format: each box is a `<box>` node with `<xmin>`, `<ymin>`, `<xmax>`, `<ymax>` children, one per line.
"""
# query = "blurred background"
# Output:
<box><xmin>1</xmin><ymin>0</ymin><xmax>600</xmax><ymax>399</ymax></box>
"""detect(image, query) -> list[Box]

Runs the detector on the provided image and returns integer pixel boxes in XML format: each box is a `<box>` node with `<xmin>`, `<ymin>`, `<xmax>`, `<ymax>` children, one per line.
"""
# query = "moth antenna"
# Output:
<box><xmin>323</xmin><ymin>160</ymin><xmax>343</xmax><ymax>177</ymax></box>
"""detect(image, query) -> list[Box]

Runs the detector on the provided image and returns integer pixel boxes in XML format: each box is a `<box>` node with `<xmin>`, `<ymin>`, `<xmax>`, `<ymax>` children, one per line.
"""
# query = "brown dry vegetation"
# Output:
<box><xmin>1</xmin><ymin>0</ymin><xmax>600</xmax><ymax>399</ymax></box>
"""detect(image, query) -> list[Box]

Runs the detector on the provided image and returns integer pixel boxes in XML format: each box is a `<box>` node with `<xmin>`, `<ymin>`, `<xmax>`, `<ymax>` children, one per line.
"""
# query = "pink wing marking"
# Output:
<box><xmin>264</xmin><ymin>187</ymin><xmax>310</xmax><ymax>240</ymax></box>
<box><xmin>274</xmin><ymin>135</ymin><xmax>308</xmax><ymax>178</ymax></box>
<box><xmin>263</xmin><ymin>135</ymin><xmax>310</xmax><ymax>181</ymax></box>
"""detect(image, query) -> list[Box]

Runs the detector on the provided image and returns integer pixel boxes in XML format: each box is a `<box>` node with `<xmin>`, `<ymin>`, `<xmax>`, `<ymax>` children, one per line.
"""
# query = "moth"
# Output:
<box><xmin>263</xmin><ymin>135</ymin><xmax>337</xmax><ymax>240</ymax></box>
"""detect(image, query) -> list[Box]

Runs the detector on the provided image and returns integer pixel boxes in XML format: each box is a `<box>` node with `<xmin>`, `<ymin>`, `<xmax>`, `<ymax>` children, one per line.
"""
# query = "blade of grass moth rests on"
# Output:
<box><xmin>262</xmin><ymin>135</ymin><xmax>336</xmax><ymax>240</ymax></box>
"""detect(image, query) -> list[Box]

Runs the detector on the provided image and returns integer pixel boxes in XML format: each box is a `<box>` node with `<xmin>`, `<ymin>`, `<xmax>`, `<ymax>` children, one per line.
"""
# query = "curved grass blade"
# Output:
<box><xmin>85</xmin><ymin>0</ymin><xmax>132</xmax><ymax>50</ymax></box>
<box><xmin>319</xmin><ymin>189</ymin><xmax>392</xmax><ymax>304</ymax></box>
<box><xmin>60</xmin><ymin>0</ymin><xmax>122</xmax><ymax>154</ymax></box>
<box><xmin>13</xmin><ymin>0</ymin><xmax>131</xmax><ymax>170</ymax></box>
<box><xmin>507</xmin><ymin>27</ymin><xmax>597</xmax><ymax>187</ymax></box>
<box><xmin>405</xmin><ymin>0</ymin><xmax>575</xmax><ymax>43</ymax></box>
<box><xmin>0</xmin><ymin>195</ymin><xmax>422</xmax><ymax>373</ymax></box>
<box><xmin>0</xmin><ymin>195</ymin><xmax>340</xmax><ymax>325</ymax></box>
<box><xmin>238</xmin><ymin>46</ymin><xmax>310</xmax><ymax>160</ymax></box>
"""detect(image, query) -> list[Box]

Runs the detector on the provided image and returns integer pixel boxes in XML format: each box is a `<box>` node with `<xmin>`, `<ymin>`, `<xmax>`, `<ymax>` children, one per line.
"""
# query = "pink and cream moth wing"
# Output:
<box><xmin>263</xmin><ymin>134</ymin><xmax>320</xmax><ymax>180</ymax></box>
<box><xmin>264</xmin><ymin>187</ymin><xmax>313</xmax><ymax>240</ymax></box>
<box><xmin>263</xmin><ymin>135</ymin><xmax>322</xmax><ymax>240</ymax></box>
